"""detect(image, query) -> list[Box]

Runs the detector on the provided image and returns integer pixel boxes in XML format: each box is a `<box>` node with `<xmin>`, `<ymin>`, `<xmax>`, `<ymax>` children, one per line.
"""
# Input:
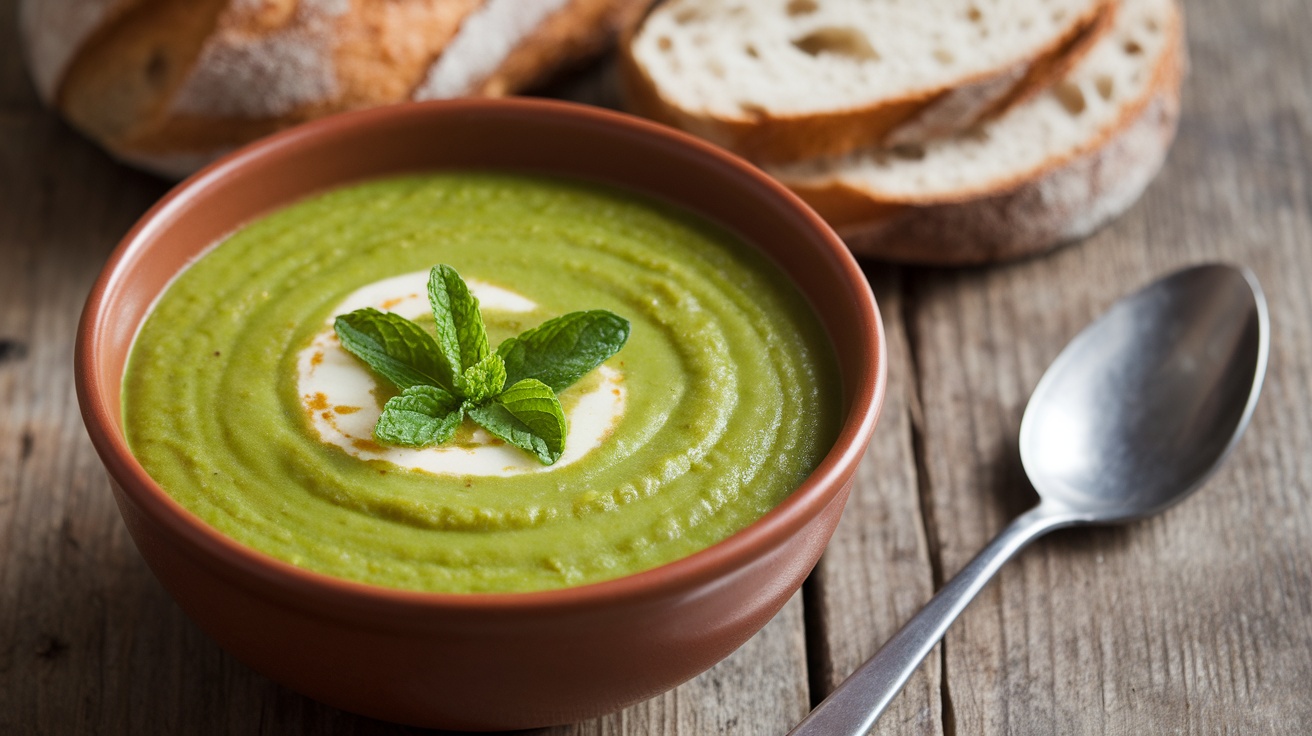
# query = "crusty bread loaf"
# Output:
<box><xmin>771</xmin><ymin>0</ymin><xmax>1183</xmax><ymax>264</ymax></box>
<box><xmin>621</xmin><ymin>0</ymin><xmax>1116</xmax><ymax>165</ymax></box>
<box><xmin>20</xmin><ymin>0</ymin><xmax>644</xmax><ymax>178</ymax></box>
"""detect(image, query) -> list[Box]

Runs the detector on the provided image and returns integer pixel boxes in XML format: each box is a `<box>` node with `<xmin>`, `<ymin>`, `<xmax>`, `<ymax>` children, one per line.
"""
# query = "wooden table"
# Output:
<box><xmin>4</xmin><ymin>0</ymin><xmax>1310</xmax><ymax>732</ymax></box>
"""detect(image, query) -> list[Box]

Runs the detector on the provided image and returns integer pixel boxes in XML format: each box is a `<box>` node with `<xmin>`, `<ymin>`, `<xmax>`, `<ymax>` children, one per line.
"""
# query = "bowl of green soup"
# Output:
<box><xmin>76</xmin><ymin>98</ymin><xmax>886</xmax><ymax>730</ymax></box>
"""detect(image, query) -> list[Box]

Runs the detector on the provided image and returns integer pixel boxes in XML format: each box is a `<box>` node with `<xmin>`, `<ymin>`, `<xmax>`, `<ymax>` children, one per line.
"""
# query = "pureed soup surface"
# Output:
<box><xmin>123</xmin><ymin>173</ymin><xmax>841</xmax><ymax>593</ymax></box>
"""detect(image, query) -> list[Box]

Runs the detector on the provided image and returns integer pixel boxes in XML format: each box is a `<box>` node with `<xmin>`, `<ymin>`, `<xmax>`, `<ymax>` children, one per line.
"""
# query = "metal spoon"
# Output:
<box><xmin>789</xmin><ymin>263</ymin><xmax>1270</xmax><ymax>736</ymax></box>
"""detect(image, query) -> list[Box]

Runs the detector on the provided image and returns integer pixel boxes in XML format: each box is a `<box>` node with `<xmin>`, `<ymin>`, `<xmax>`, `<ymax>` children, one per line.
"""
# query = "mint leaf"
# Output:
<box><xmin>456</xmin><ymin>352</ymin><xmax>507</xmax><ymax>404</ymax></box>
<box><xmin>374</xmin><ymin>385</ymin><xmax>463</xmax><ymax>447</ymax></box>
<box><xmin>497</xmin><ymin>379</ymin><xmax>567</xmax><ymax>451</ymax></box>
<box><xmin>467</xmin><ymin>379</ymin><xmax>567</xmax><ymax>464</ymax></box>
<box><xmin>428</xmin><ymin>265</ymin><xmax>489</xmax><ymax>379</ymax></box>
<box><xmin>334</xmin><ymin>308</ymin><xmax>454</xmax><ymax>392</ymax></box>
<box><xmin>497</xmin><ymin>310</ymin><xmax>630</xmax><ymax>392</ymax></box>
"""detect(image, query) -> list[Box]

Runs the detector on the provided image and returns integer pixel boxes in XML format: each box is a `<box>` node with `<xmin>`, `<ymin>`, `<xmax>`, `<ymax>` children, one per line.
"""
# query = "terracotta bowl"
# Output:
<box><xmin>75</xmin><ymin>98</ymin><xmax>886</xmax><ymax>731</ymax></box>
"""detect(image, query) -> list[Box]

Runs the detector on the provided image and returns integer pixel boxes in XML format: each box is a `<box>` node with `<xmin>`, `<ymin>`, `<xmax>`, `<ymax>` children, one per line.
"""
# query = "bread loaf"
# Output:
<box><xmin>621</xmin><ymin>0</ymin><xmax>1116</xmax><ymax>165</ymax></box>
<box><xmin>771</xmin><ymin>0</ymin><xmax>1183</xmax><ymax>264</ymax></box>
<box><xmin>20</xmin><ymin>0</ymin><xmax>644</xmax><ymax>177</ymax></box>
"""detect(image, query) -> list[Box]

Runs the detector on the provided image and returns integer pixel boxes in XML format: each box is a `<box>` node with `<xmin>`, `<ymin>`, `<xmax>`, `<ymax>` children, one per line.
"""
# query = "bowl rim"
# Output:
<box><xmin>75</xmin><ymin>97</ymin><xmax>887</xmax><ymax>615</ymax></box>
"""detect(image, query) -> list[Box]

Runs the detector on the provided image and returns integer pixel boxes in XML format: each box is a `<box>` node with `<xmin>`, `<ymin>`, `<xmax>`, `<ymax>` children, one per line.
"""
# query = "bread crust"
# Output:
<box><xmin>619</xmin><ymin>0</ymin><xmax>1117</xmax><ymax>165</ymax></box>
<box><xmin>834</xmin><ymin>44</ymin><xmax>1183</xmax><ymax>264</ymax></box>
<box><xmin>54</xmin><ymin>0</ymin><xmax>479</xmax><ymax>165</ymax></box>
<box><xmin>30</xmin><ymin>0</ymin><xmax>636</xmax><ymax>177</ymax></box>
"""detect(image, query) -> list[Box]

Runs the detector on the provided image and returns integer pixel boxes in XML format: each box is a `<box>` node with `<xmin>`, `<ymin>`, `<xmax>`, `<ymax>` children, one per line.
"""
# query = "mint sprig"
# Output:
<box><xmin>332</xmin><ymin>265</ymin><xmax>629</xmax><ymax>465</ymax></box>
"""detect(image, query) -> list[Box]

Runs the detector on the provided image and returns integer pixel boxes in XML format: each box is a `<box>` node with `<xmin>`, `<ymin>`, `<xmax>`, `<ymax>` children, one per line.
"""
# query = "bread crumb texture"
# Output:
<box><xmin>773</xmin><ymin>0</ymin><xmax>1178</xmax><ymax>203</ymax></box>
<box><xmin>630</xmin><ymin>0</ymin><xmax>1108</xmax><ymax>119</ymax></box>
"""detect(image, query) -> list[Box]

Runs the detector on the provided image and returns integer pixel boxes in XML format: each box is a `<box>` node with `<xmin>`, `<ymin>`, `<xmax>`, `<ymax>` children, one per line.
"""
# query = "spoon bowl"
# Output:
<box><xmin>790</xmin><ymin>263</ymin><xmax>1270</xmax><ymax>736</ymax></box>
<box><xmin>1021</xmin><ymin>263</ymin><xmax>1269</xmax><ymax>521</ymax></box>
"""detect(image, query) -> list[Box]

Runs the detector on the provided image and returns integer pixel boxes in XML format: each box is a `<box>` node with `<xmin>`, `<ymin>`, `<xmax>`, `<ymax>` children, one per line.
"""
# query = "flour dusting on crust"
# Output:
<box><xmin>170</xmin><ymin>0</ymin><xmax>349</xmax><ymax>118</ymax></box>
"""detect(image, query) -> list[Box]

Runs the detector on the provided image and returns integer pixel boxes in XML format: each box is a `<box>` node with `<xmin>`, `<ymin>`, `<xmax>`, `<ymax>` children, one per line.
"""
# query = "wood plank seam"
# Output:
<box><xmin>901</xmin><ymin>270</ymin><xmax>957</xmax><ymax>736</ymax></box>
<box><xmin>801</xmin><ymin>572</ymin><xmax>827</xmax><ymax>710</ymax></box>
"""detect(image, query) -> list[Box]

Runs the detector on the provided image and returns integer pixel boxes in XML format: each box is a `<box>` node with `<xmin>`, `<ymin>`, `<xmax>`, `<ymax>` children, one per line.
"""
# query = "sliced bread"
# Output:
<box><xmin>771</xmin><ymin>0</ymin><xmax>1183</xmax><ymax>264</ymax></box>
<box><xmin>621</xmin><ymin>0</ymin><xmax>1116</xmax><ymax>165</ymax></box>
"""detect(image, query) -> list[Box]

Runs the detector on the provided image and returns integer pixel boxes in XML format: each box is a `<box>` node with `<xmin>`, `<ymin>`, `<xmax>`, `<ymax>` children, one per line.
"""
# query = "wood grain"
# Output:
<box><xmin>804</xmin><ymin>268</ymin><xmax>942</xmax><ymax>735</ymax></box>
<box><xmin>4</xmin><ymin>0</ymin><xmax>1312</xmax><ymax>733</ymax></box>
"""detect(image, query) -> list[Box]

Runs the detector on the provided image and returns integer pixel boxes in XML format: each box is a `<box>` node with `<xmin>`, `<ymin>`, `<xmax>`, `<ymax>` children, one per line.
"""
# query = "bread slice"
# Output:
<box><xmin>621</xmin><ymin>0</ymin><xmax>1116</xmax><ymax>165</ymax></box>
<box><xmin>771</xmin><ymin>0</ymin><xmax>1183</xmax><ymax>264</ymax></box>
<box><xmin>23</xmin><ymin>0</ymin><xmax>643</xmax><ymax>178</ymax></box>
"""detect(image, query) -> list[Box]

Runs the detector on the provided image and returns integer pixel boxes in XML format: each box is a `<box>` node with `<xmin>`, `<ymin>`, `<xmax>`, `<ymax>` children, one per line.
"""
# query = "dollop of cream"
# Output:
<box><xmin>297</xmin><ymin>271</ymin><xmax>625</xmax><ymax>476</ymax></box>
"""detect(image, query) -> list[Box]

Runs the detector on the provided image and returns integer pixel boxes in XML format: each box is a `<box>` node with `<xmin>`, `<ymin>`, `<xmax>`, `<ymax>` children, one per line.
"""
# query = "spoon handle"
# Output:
<box><xmin>788</xmin><ymin>505</ymin><xmax>1074</xmax><ymax>736</ymax></box>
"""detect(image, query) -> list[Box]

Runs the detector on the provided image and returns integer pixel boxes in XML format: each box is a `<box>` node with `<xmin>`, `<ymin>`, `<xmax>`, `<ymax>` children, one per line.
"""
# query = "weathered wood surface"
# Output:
<box><xmin>894</xmin><ymin>0</ymin><xmax>1312</xmax><ymax>731</ymax></box>
<box><xmin>2</xmin><ymin>0</ymin><xmax>1311</xmax><ymax>733</ymax></box>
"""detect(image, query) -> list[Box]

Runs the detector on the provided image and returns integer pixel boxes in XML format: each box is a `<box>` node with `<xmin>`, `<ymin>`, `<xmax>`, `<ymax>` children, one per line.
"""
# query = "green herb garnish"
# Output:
<box><xmin>333</xmin><ymin>265</ymin><xmax>629</xmax><ymax>465</ymax></box>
